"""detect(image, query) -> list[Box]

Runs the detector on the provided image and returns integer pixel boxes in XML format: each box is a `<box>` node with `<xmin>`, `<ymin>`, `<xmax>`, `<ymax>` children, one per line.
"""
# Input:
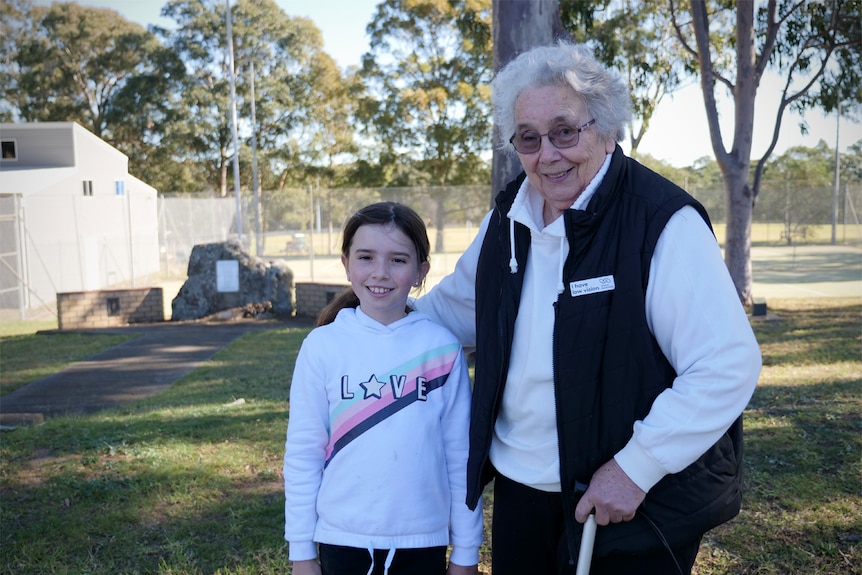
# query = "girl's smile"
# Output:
<box><xmin>342</xmin><ymin>223</ymin><xmax>429</xmax><ymax>325</ymax></box>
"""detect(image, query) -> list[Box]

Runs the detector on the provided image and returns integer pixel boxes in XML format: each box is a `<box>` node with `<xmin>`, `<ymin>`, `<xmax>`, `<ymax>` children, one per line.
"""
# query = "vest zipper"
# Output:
<box><xmin>555</xmin><ymin>218</ymin><xmax>584</xmax><ymax>565</ymax></box>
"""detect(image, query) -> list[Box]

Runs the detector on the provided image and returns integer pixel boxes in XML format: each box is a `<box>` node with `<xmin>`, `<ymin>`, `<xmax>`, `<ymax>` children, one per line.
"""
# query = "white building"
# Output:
<box><xmin>0</xmin><ymin>122</ymin><xmax>160</xmax><ymax>318</ymax></box>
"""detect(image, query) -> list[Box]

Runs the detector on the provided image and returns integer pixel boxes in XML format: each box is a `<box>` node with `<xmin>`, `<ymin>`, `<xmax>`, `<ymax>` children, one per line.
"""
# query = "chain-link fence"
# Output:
<box><xmin>159</xmin><ymin>181</ymin><xmax>861</xmax><ymax>277</ymax></box>
<box><xmin>688</xmin><ymin>180</ymin><xmax>861</xmax><ymax>246</ymax></box>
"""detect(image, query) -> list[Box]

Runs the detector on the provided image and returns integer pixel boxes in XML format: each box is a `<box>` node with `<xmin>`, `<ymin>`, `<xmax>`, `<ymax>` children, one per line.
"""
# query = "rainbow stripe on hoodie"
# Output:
<box><xmin>324</xmin><ymin>342</ymin><xmax>460</xmax><ymax>467</ymax></box>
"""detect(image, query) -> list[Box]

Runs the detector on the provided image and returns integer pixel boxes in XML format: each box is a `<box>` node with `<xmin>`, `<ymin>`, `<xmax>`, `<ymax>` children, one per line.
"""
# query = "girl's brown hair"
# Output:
<box><xmin>316</xmin><ymin>202</ymin><xmax>431</xmax><ymax>326</ymax></box>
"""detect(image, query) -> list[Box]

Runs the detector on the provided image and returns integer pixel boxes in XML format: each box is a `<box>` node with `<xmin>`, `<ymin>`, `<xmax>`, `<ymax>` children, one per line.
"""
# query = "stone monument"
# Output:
<box><xmin>171</xmin><ymin>240</ymin><xmax>293</xmax><ymax>321</ymax></box>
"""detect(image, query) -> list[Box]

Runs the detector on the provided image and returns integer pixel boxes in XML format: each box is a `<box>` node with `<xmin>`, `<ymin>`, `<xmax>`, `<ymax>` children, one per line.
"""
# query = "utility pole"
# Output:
<box><xmin>250</xmin><ymin>61</ymin><xmax>262</xmax><ymax>255</ymax></box>
<box><xmin>226</xmin><ymin>0</ymin><xmax>243</xmax><ymax>244</ymax></box>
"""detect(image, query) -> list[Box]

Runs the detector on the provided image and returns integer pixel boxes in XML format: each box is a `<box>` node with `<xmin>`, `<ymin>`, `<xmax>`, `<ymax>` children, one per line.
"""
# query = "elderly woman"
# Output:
<box><xmin>414</xmin><ymin>42</ymin><xmax>761</xmax><ymax>575</ymax></box>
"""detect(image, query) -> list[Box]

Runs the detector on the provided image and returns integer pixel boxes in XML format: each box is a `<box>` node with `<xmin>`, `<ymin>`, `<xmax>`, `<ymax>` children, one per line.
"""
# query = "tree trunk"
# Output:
<box><xmin>724</xmin><ymin>2</ymin><xmax>757</xmax><ymax>306</ymax></box>
<box><xmin>490</xmin><ymin>0</ymin><xmax>566</xmax><ymax>205</ymax></box>
<box><xmin>723</xmin><ymin>170</ymin><xmax>755</xmax><ymax>306</ymax></box>
<box><xmin>687</xmin><ymin>0</ymin><xmax>758</xmax><ymax>306</ymax></box>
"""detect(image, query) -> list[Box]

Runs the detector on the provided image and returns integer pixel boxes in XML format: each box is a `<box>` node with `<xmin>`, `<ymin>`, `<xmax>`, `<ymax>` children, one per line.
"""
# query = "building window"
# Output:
<box><xmin>82</xmin><ymin>180</ymin><xmax>94</xmax><ymax>196</ymax></box>
<box><xmin>1</xmin><ymin>140</ymin><xmax>16</xmax><ymax>160</ymax></box>
<box><xmin>115</xmin><ymin>180</ymin><xmax>125</xmax><ymax>196</ymax></box>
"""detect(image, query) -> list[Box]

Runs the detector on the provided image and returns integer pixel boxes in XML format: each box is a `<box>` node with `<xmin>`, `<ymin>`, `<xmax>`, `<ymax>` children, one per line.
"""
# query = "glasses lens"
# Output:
<box><xmin>513</xmin><ymin>131</ymin><xmax>541</xmax><ymax>154</ymax></box>
<box><xmin>548</xmin><ymin>125</ymin><xmax>579</xmax><ymax>148</ymax></box>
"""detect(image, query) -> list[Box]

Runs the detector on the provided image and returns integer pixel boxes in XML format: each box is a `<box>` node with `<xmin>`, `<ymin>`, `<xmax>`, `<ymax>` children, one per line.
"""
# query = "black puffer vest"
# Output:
<box><xmin>467</xmin><ymin>147</ymin><xmax>744</xmax><ymax>559</ymax></box>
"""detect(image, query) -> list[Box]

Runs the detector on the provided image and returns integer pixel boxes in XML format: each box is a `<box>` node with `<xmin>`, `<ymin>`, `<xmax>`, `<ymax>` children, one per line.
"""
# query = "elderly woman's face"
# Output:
<box><xmin>513</xmin><ymin>85</ymin><xmax>615</xmax><ymax>223</ymax></box>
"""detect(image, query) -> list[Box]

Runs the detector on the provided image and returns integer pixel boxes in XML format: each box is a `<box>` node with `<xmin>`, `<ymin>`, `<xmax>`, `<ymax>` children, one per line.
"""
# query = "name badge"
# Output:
<box><xmin>569</xmin><ymin>275</ymin><xmax>615</xmax><ymax>297</ymax></box>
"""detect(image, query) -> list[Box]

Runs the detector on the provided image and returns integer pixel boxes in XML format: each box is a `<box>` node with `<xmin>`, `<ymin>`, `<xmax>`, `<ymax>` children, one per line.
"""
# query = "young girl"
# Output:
<box><xmin>284</xmin><ymin>202</ymin><xmax>482</xmax><ymax>575</ymax></box>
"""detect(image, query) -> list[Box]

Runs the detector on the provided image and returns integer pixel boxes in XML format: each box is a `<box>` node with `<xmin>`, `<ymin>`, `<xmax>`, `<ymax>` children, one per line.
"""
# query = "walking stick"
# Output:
<box><xmin>575</xmin><ymin>513</ymin><xmax>597</xmax><ymax>575</ymax></box>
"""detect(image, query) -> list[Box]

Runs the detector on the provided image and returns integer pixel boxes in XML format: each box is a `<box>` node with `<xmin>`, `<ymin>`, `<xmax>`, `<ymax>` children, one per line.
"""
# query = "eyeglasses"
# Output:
<box><xmin>509</xmin><ymin>119</ymin><xmax>596</xmax><ymax>154</ymax></box>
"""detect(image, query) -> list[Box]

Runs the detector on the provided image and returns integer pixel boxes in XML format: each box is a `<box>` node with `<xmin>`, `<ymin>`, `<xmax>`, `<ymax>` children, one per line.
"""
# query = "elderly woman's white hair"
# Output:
<box><xmin>491</xmin><ymin>41</ymin><xmax>631</xmax><ymax>154</ymax></box>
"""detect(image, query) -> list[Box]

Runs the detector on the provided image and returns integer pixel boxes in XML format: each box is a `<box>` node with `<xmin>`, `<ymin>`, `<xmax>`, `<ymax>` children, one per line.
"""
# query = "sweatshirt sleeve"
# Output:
<box><xmin>413</xmin><ymin>211</ymin><xmax>492</xmax><ymax>351</ymax></box>
<box><xmin>440</xmin><ymin>349</ymin><xmax>484</xmax><ymax>566</ymax></box>
<box><xmin>614</xmin><ymin>206</ymin><xmax>762</xmax><ymax>492</ymax></box>
<box><xmin>283</xmin><ymin>335</ymin><xmax>330</xmax><ymax>561</ymax></box>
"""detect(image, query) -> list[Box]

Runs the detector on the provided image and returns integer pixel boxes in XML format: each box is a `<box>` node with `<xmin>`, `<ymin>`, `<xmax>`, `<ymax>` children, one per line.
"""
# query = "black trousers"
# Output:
<box><xmin>319</xmin><ymin>543</ymin><xmax>447</xmax><ymax>575</ymax></box>
<box><xmin>491</xmin><ymin>473</ymin><xmax>702</xmax><ymax>575</ymax></box>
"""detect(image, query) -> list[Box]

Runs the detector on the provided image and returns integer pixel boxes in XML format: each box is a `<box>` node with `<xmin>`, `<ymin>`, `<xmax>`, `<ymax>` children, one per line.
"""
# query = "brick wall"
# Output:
<box><xmin>295</xmin><ymin>282</ymin><xmax>349</xmax><ymax>319</ymax></box>
<box><xmin>57</xmin><ymin>288</ymin><xmax>164</xmax><ymax>329</ymax></box>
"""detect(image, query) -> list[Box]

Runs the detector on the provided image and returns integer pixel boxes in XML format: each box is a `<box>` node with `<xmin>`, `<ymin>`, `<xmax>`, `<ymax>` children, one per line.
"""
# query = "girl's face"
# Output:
<box><xmin>514</xmin><ymin>85</ymin><xmax>615</xmax><ymax>224</ymax></box>
<box><xmin>341</xmin><ymin>223</ymin><xmax>429</xmax><ymax>325</ymax></box>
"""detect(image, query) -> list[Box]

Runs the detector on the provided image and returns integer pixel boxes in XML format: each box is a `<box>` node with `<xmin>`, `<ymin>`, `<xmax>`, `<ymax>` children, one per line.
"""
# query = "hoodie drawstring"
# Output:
<box><xmin>383</xmin><ymin>546</ymin><xmax>396</xmax><ymax>574</ymax></box>
<box><xmin>365</xmin><ymin>543</ymin><xmax>375</xmax><ymax>575</ymax></box>
<box><xmin>365</xmin><ymin>543</ymin><xmax>397</xmax><ymax>575</ymax></box>
<box><xmin>557</xmin><ymin>236</ymin><xmax>567</xmax><ymax>294</ymax></box>
<box><xmin>508</xmin><ymin>216</ymin><xmax>518</xmax><ymax>274</ymax></box>
<box><xmin>509</xmin><ymin>215</ymin><xmax>567</xmax><ymax>294</ymax></box>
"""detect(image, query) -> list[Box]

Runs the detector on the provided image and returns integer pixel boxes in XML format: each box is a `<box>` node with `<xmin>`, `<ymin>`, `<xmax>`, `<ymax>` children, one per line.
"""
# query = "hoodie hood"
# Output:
<box><xmin>337</xmin><ymin>306</ymin><xmax>429</xmax><ymax>334</ymax></box>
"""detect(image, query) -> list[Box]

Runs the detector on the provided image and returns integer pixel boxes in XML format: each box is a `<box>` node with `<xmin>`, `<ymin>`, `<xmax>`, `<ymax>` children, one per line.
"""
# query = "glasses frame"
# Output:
<box><xmin>509</xmin><ymin>119</ymin><xmax>596</xmax><ymax>154</ymax></box>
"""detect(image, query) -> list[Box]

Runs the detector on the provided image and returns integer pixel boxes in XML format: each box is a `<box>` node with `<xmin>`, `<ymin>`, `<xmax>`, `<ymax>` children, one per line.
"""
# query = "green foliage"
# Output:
<box><xmin>1</xmin><ymin>1</ymin><xmax>193</xmax><ymax>191</ymax></box>
<box><xmin>10</xmin><ymin>3</ymin><xmax>164</xmax><ymax>136</ymax></box>
<box><xmin>560</xmin><ymin>0</ymin><xmax>689</xmax><ymax>153</ymax></box>
<box><xmin>765</xmin><ymin>0</ymin><xmax>862</xmax><ymax>122</ymax></box>
<box><xmin>764</xmin><ymin>140</ymin><xmax>838</xmax><ymax>185</ymax></box>
<box><xmin>0</xmin><ymin>0</ymin><xmax>35</xmax><ymax>121</ymax></box>
<box><xmin>3</xmin><ymin>0</ymin><xmax>856</xmax><ymax>208</ymax></box>
<box><xmin>358</xmin><ymin>0</ymin><xmax>493</xmax><ymax>188</ymax></box>
<box><xmin>153</xmin><ymin>0</ymin><xmax>358</xmax><ymax>196</ymax></box>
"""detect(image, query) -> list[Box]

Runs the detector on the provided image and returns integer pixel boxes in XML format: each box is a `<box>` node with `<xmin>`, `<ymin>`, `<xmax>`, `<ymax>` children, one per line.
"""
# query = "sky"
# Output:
<box><xmin>31</xmin><ymin>0</ymin><xmax>860</xmax><ymax>167</ymax></box>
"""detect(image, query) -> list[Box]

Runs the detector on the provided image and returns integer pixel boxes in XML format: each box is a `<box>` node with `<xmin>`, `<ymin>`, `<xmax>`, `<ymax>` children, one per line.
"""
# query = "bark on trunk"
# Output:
<box><xmin>490</xmin><ymin>0</ymin><xmax>566</xmax><ymax>204</ymax></box>
<box><xmin>724</xmin><ymin>171</ymin><xmax>755</xmax><ymax>306</ymax></box>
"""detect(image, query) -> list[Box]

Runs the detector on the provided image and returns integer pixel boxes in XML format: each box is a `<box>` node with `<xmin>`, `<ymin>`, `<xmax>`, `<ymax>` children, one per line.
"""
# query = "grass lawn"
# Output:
<box><xmin>0</xmin><ymin>298</ymin><xmax>859</xmax><ymax>574</ymax></box>
<box><xmin>0</xmin><ymin>331</ymin><xmax>138</xmax><ymax>396</ymax></box>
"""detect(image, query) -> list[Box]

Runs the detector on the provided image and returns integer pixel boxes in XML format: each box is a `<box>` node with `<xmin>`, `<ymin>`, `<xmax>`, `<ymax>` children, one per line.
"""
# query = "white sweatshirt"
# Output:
<box><xmin>414</xmin><ymin>156</ymin><xmax>761</xmax><ymax>493</ymax></box>
<box><xmin>283</xmin><ymin>307</ymin><xmax>482</xmax><ymax>567</ymax></box>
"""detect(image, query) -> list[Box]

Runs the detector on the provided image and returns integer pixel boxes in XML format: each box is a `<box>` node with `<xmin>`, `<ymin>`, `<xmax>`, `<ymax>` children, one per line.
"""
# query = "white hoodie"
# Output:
<box><xmin>283</xmin><ymin>307</ymin><xmax>482</xmax><ymax>567</ymax></box>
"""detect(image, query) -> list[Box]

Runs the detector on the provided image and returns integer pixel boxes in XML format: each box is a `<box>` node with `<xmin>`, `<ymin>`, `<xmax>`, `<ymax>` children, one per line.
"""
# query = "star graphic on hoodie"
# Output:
<box><xmin>360</xmin><ymin>374</ymin><xmax>387</xmax><ymax>399</ymax></box>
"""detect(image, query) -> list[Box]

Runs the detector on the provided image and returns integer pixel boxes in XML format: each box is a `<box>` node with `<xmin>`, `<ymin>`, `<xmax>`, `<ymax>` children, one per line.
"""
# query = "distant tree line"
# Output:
<box><xmin>0</xmin><ymin>0</ymin><xmax>493</xmax><ymax>193</ymax></box>
<box><xmin>2</xmin><ymin>0</ymin><xmax>859</xmax><ymax>291</ymax></box>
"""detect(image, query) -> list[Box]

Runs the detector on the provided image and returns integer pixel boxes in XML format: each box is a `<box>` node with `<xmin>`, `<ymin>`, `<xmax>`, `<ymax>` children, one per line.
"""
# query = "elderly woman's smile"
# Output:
<box><xmin>513</xmin><ymin>85</ymin><xmax>615</xmax><ymax>224</ymax></box>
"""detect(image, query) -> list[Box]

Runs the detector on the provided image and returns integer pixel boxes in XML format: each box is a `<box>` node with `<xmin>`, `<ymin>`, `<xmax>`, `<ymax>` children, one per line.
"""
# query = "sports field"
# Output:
<box><xmin>270</xmin><ymin>244</ymin><xmax>861</xmax><ymax>301</ymax></box>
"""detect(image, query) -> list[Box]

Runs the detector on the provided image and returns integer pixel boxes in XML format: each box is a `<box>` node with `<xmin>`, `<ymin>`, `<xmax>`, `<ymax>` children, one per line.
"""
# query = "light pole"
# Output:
<box><xmin>226</xmin><ymin>0</ymin><xmax>243</xmax><ymax>244</ymax></box>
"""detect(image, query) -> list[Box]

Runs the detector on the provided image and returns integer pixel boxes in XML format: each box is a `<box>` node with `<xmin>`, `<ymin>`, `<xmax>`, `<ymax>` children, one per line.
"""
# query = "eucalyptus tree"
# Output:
<box><xmin>359</xmin><ymin>0</ymin><xmax>493</xmax><ymax>251</ymax></box>
<box><xmin>228</xmin><ymin>0</ymin><xmax>359</xmax><ymax>244</ymax></box>
<box><xmin>6</xmin><ymin>2</ymin><xmax>181</xmax><ymax>155</ymax></box>
<box><xmin>559</xmin><ymin>0</ymin><xmax>690</xmax><ymax>156</ymax></box>
<box><xmin>0</xmin><ymin>0</ymin><xmax>36</xmax><ymax>122</ymax></box>
<box><xmin>230</xmin><ymin>3</ymin><xmax>356</xmax><ymax>189</ymax></box>
<box><xmin>159</xmin><ymin>0</ymin><xmax>238</xmax><ymax>195</ymax></box>
<box><xmin>670</xmin><ymin>0</ymin><xmax>861</xmax><ymax>304</ymax></box>
<box><xmin>160</xmin><ymin>0</ymin><xmax>352</xmax><ymax>203</ymax></box>
<box><xmin>841</xmin><ymin>139</ymin><xmax>862</xmax><ymax>183</ymax></box>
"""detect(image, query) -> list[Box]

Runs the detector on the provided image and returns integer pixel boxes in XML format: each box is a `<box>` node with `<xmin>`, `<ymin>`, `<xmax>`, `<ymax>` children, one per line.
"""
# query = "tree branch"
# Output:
<box><xmin>688</xmin><ymin>0</ymin><xmax>728</xmax><ymax>164</ymax></box>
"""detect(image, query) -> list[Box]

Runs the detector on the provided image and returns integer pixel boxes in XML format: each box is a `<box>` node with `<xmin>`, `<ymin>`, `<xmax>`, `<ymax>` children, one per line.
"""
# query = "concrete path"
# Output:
<box><xmin>0</xmin><ymin>319</ymin><xmax>292</xmax><ymax>426</ymax></box>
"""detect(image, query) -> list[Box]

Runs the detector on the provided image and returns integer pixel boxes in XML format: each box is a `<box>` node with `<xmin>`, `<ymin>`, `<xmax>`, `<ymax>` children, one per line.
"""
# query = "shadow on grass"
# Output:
<box><xmin>754</xmin><ymin>300</ymin><xmax>861</xmax><ymax>366</ymax></box>
<box><xmin>743</xmin><ymin>378</ymin><xmax>860</xmax><ymax>504</ymax></box>
<box><xmin>2</xmin><ymin>454</ymin><xmax>290</xmax><ymax>574</ymax></box>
